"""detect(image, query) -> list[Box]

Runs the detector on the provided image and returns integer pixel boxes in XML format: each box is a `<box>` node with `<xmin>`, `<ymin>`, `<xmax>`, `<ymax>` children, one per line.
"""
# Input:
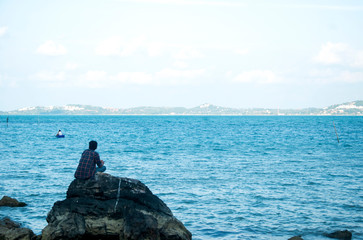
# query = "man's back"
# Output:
<box><xmin>74</xmin><ymin>149</ymin><xmax>101</xmax><ymax>179</ymax></box>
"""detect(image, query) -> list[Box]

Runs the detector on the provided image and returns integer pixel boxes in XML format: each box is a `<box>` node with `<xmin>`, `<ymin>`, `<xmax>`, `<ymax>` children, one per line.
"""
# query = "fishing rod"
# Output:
<box><xmin>333</xmin><ymin>121</ymin><xmax>339</xmax><ymax>143</ymax></box>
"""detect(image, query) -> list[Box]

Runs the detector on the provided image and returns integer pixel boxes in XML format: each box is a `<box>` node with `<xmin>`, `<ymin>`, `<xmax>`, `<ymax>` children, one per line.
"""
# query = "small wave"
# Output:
<box><xmin>181</xmin><ymin>199</ymin><xmax>198</xmax><ymax>204</ymax></box>
<box><xmin>209</xmin><ymin>230</ymin><xmax>238</xmax><ymax>238</ymax></box>
<box><xmin>123</xmin><ymin>149</ymin><xmax>145</xmax><ymax>153</ymax></box>
<box><xmin>342</xmin><ymin>203</ymin><xmax>363</xmax><ymax>211</ymax></box>
<box><xmin>213</xmin><ymin>148</ymin><xmax>227</xmax><ymax>151</ymax></box>
<box><xmin>328</xmin><ymin>173</ymin><xmax>350</xmax><ymax>178</ymax></box>
<box><xmin>156</xmin><ymin>192</ymin><xmax>178</xmax><ymax>197</ymax></box>
<box><xmin>307</xmin><ymin>181</ymin><xmax>321</xmax><ymax>186</ymax></box>
<box><xmin>3</xmin><ymin>115</ymin><xmax>363</xmax><ymax>240</ymax></box>
<box><xmin>265</xmin><ymin>147</ymin><xmax>277</xmax><ymax>151</ymax></box>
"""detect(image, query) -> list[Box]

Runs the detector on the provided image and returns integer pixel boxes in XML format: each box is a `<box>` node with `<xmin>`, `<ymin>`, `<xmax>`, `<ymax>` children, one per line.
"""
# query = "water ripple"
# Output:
<box><xmin>1</xmin><ymin>116</ymin><xmax>362</xmax><ymax>239</ymax></box>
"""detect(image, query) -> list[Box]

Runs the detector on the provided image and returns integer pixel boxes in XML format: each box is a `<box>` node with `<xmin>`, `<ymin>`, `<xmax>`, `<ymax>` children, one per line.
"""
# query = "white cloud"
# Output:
<box><xmin>0</xmin><ymin>74</ymin><xmax>18</xmax><ymax>88</ymax></box>
<box><xmin>314</xmin><ymin>42</ymin><xmax>363</xmax><ymax>68</ymax></box>
<box><xmin>95</xmin><ymin>36</ymin><xmax>123</xmax><ymax>56</ymax></box>
<box><xmin>111</xmin><ymin>72</ymin><xmax>153</xmax><ymax>85</ymax></box>
<box><xmin>31</xmin><ymin>70</ymin><xmax>107</xmax><ymax>88</ymax></box>
<box><xmin>0</xmin><ymin>26</ymin><xmax>8</xmax><ymax>36</ymax></box>
<box><xmin>95</xmin><ymin>36</ymin><xmax>150</xmax><ymax>57</ymax></box>
<box><xmin>95</xmin><ymin>37</ymin><xmax>207</xmax><ymax>59</ymax></box>
<box><xmin>339</xmin><ymin>71</ymin><xmax>363</xmax><ymax>83</ymax></box>
<box><xmin>36</xmin><ymin>41</ymin><xmax>67</xmax><ymax>56</ymax></box>
<box><xmin>173</xmin><ymin>61</ymin><xmax>188</xmax><ymax>68</ymax></box>
<box><xmin>79</xmin><ymin>71</ymin><xmax>108</xmax><ymax>88</ymax></box>
<box><xmin>28</xmin><ymin>66</ymin><xmax>206</xmax><ymax>89</ymax></box>
<box><xmin>120</xmin><ymin>36</ymin><xmax>145</xmax><ymax>56</ymax></box>
<box><xmin>8</xmin><ymin>80</ymin><xmax>18</xmax><ymax>88</ymax></box>
<box><xmin>225</xmin><ymin>71</ymin><xmax>233</xmax><ymax>77</ymax></box>
<box><xmin>78</xmin><ymin>71</ymin><xmax>153</xmax><ymax>87</ymax></box>
<box><xmin>84</xmin><ymin>71</ymin><xmax>107</xmax><ymax>81</ymax></box>
<box><xmin>30</xmin><ymin>71</ymin><xmax>67</xmax><ymax>87</ymax></box>
<box><xmin>156</xmin><ymin>68</ymin><xmax>205</xmax><ymax>79</ymax></box>
<box><xmin>33</xmin><ymin>71</ymin><xmax>66</xmax><ymax>82</ymax></box>
<box><xmin>309</xmin><ymin>69</ymin><xmax>363</xmax><ymax>83</ymax></box>
<box><xmin>233</xmin><ymin>70</ymin><xmax>282</xmax><ymax>84</ymax></box>
<box><xmin>314</xmin><ymin>42</ymin><xmax>348</xmax><ymax>64</ymax></box>
<box><xmin>235</xmin><ymin>48</ymin><xmax>249</xmax><ymax>55</ymax></box>
<box><xmin>65</xmin><ymin>62</ymin><xmax>79</xmax><ymax>70</ymax></box>
<box><xmin>174</xmin><ymin>47</ymin><xmax>204</xmax><ymax>59</ymax></box>
<box><xmin>353</xmin><ymin>51</ymin><xmax>363</xmax><ymax>67</ymax></box>
<box><xmin>147</xmin><ymin>42</ymin><xmax>164</xmax><ymax>57</ymax></box>
<box><xmin>110</xmin><ymin>69</ymin><xmax>204</xmax><ymax>85</ymax></box>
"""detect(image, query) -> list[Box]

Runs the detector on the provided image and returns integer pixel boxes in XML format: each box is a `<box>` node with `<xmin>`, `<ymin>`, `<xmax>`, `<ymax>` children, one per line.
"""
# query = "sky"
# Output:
<box><xmin>1</xmin><ymin>0</ymin><xmax>363</xmax><ymax>111</ymax></box>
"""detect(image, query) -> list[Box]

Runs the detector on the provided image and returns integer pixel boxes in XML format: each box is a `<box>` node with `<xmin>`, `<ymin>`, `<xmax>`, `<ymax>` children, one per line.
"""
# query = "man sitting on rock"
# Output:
<box><xmin>74</xmin><ymin>140</ymin><xmax>106</xmax><ymax>179</ymax></box>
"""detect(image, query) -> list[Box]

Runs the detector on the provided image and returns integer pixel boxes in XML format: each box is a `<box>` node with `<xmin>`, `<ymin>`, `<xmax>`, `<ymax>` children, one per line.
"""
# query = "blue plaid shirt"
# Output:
<box><xmin>74</xmin><ymin>149</ymin><xmax>103</xmax><ymax>179</ymax></box>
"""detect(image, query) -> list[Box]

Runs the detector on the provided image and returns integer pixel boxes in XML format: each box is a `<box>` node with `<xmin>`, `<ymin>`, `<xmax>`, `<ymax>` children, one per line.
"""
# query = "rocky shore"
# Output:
<box><xmin>43</xmin><ymin>172</ymin><xmax>191</xmax><ymax>240</ymax></box>
<box><xmin>0</xmin><ymin>196</ymin><xmax>27</xmax><ymax>207</ymax></box>
<box><xmin>0</xmin><ymin>217</ymin><xmax>37</xmax><ymax>240</ymax></box>
<box><xmin>1</xmin><ymin>173</ymin><xmax>191</xmax><ymax>240</ymax></box>
<box><xmin>0</xmin><ymin>173</ymin><xmax>354</xmax><ymax>240</ymax></box>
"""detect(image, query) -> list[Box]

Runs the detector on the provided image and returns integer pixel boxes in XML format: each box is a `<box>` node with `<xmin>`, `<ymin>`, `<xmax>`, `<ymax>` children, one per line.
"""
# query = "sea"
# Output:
<box><xmin>0</xmin><ymin>115</ymin><xmax>362</xmax><ymax>240</ymax></box>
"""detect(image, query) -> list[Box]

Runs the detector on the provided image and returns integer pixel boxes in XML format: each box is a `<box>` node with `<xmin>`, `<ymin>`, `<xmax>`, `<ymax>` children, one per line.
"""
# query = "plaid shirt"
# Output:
<box><xmin>74</xmin><ymin>149</ymin><xmax>103</xmax><ymax>179</ymax></box>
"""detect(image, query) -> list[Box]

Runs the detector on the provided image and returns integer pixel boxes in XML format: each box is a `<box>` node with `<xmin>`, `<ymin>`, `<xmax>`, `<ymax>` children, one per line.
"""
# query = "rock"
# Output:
<box><xmin>0</xmin><ymin>217</ymin><xmax>36</xmax><ymax>240</ymax></box>
<box><xmin>42</xmin><ymin>172</ymin><xmax>192</xmax><ymax>240</ymax></box>
<box><xmin>288</xmin><ymin>236</ymin><xmax>303</xmax><ymax>240</ymax></box>
<box><xmin>0</xmin><ymin>196</ymin><xmax>27</xmax><ymax>207</ymax></box>
<box><xmin>325</xmin><ymin>230</ymin><xmax>352</xmax><ymax>240</ymax></box>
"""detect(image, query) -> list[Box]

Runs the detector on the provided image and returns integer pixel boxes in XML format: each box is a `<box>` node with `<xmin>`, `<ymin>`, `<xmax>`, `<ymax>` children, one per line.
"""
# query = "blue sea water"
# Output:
<box><xmin>0</xmin><ymin>116</ymin><xmax>362</xmax><ymax>239</ymax></box>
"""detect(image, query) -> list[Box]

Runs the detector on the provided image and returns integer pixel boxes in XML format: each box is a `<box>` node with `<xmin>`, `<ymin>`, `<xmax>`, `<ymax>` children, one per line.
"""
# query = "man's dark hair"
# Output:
<box><xmin>89</xmin><ymin>141</ymin><xmax>98</xmax><ymax>150</ymax></box>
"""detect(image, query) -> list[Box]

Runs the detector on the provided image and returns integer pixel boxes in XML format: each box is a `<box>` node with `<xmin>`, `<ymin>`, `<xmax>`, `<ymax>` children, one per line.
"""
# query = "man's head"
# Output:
<box><xmin>89</xmin><ymin>140</ymin><xmax>98</xmax><ymax>150</ymax></box>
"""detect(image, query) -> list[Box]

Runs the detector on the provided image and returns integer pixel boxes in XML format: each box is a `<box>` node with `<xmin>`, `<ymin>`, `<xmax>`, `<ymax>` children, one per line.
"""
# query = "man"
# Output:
<box><xmin>74</xmin><ymin>140</ymin><xmax>106</xmax><ymax>179</ymax></box>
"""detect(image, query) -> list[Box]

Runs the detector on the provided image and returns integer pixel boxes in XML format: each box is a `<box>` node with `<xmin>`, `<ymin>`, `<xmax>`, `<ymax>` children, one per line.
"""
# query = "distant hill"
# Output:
<box><xmin>321</xmin><ymin>100</ymin><xmax>363</xmax><ymax>115</ymax></box>
<box><xmin>2</xmin><ymin>101</ymin><xmax>363</xmax><ymax>115</ymax></box>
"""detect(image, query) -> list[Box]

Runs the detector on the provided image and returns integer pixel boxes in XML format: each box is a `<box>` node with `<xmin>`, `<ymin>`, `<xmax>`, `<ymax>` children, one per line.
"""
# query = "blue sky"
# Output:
<box><xmin>1</xmin><ymin>0</ymin><xmax>363</xmax><ymax>111</ymax></box>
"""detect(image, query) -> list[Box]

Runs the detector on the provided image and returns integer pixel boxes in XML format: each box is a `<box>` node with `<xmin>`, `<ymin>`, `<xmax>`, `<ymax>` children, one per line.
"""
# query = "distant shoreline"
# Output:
<box><xmin>2</xmin><ymin>114</ymin><xmax>363</xmax><ymax>116</ymax></box>
<box><xmin>1</xmin><ymin>100</ymin><xmax>362</xmax><ymax>116</ymax></box>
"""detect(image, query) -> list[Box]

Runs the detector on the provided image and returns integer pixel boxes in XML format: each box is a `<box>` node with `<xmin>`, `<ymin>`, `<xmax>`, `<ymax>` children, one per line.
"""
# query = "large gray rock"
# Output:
<box><xmin>0</xmin><ymin>196</ymin><xmax>27</xmax><ymax>207</ymax></box>
<box><xmin>0</xmin><ymin>217</ymin><xmax>36</xmax><ymax>240</ymax></box>
<box><xmin>42</xmin><ymin>173</ymin><xmax>192</xmax><ymax>240</ymax></box>
<box><xmin>325</xmin><ymin>230</ymin><xmax>352</xmax><ymax>240</ymax></box>
<box><xmin>288</xmin><ymin>236</ymin><xmax>303</xmax><ymax>240</ymax></box>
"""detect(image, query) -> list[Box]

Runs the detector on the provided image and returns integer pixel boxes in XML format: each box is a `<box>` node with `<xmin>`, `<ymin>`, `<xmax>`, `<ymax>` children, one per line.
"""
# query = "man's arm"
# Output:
<box><xmin>94</xmin><ymin>152</ymin><xmax>104</xmax><ymax>167</ymax></box>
